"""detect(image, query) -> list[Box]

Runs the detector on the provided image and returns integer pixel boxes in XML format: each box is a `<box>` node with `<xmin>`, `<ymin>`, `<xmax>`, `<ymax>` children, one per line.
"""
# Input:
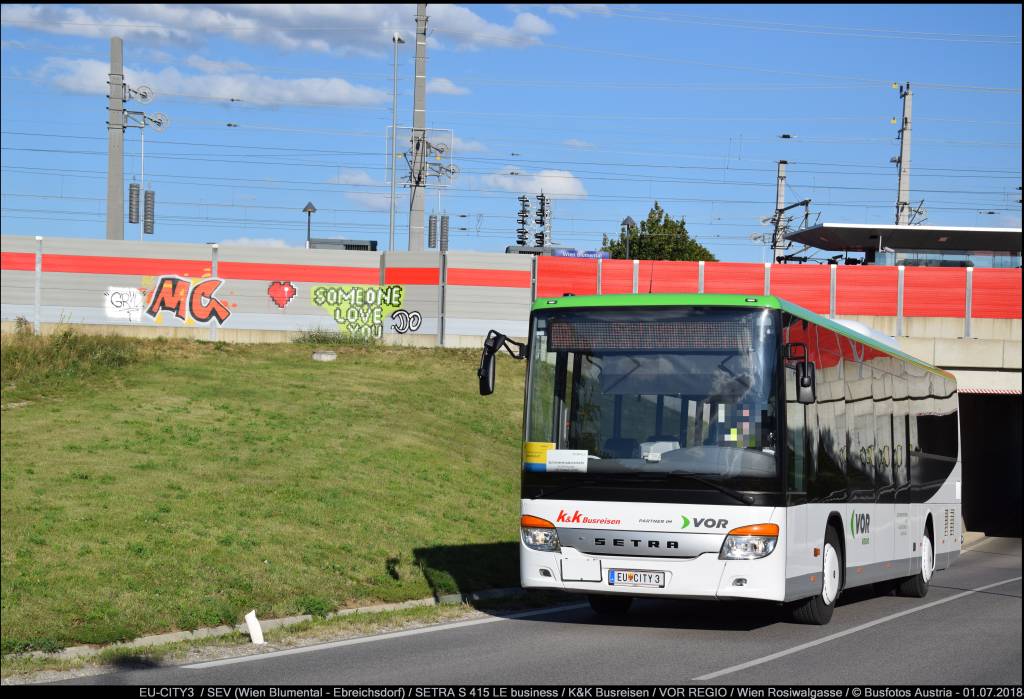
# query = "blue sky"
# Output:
<box><xmin>1</xmin><ymin>3</ymin><xmax>1020</xmax><ymax>261</ymax></box>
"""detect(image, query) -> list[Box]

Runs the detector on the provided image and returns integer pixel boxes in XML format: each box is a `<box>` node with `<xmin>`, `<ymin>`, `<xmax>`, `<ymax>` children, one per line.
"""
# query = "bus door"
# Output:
<box><xmin>872</xmin><ymin>364</ymin><xmax>896</xmax><ymax>577</ymax></box>
<box><xmin>892</xmin><ymin>373</ymin><xmax>912</xmax><ymax>575</ymax></box>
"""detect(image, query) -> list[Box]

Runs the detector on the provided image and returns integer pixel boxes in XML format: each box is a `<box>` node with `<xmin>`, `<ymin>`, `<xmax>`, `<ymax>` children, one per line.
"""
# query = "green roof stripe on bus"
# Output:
<box><xmin>531</xmin><ymin>293</ymin><xmax>955</xmax><ymax>382</ymax></box>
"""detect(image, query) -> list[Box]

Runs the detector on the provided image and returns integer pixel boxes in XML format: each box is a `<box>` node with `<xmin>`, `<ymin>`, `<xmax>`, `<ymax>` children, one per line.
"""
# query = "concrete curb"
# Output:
<box><xmin>15</xmin><ymin>589</ymin><xmax>527</xmax><ymax>663</ymax></box>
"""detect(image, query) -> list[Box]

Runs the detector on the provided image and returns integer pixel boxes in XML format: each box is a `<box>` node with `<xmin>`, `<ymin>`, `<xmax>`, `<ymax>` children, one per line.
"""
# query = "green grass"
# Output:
<box><xmin>0</xmin><ymin>330</ymin><xmax>527</xmax><ymax>655</ymax></box>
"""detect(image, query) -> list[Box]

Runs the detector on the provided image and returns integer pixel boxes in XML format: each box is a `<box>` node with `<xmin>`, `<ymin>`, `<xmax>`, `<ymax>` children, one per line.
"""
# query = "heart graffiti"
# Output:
<box><xmin>267</xmin><ymin>281</ymin><xmax>297</xmax><ymax>309</ymax></box>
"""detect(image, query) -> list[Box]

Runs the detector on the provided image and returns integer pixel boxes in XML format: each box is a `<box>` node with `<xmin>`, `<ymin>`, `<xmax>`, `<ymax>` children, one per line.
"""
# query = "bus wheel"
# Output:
<box><xmin>896</xmin><ymin>531</ymin><xmax>933</xmax><ymax>598</ymax></box>
<box><xmin>588</xmin><ymin>594</ymin><xmax>633</xmax><ymax>616</ymax></box>
<box><xmin>791</xmin><ymin>527</ymin><xmax>842</xmax><ymax>625</ymax></box>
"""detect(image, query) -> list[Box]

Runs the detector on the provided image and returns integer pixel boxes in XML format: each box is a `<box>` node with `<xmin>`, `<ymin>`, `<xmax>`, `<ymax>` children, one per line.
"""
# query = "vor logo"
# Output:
<box><xmin>681</xmin><ymin>516</ymin><xmax>729</xmax><ymax>530</ymax></box>
<box><xmin>851</xmin><ymin>511</ymin><xmax>871</xmax><ymax>537</ymax></box>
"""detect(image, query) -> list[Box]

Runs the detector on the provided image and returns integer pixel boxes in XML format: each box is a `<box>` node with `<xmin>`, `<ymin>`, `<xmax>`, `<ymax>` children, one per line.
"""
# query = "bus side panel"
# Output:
<box><xmin>785</xmin><ymin>503</ymin><xmax>815</xmax><ymax>602</ymax></box>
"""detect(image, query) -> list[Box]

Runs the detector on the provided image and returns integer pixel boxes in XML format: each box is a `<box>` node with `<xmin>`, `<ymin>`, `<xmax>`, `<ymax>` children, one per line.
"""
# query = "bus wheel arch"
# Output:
<box><xmin>826</xmin><ymin>512</ymin><xmax>846</xmax><ymax>591</ymax></box>
<box><xmin>897</xmin><ymin>514</ymin><xmax>934</xmax><ymax>598</ymax></box>
<box><xmin>790</xmin><ymin>523</ymin><xmax>843</xmax><ymax>625</ymax></box>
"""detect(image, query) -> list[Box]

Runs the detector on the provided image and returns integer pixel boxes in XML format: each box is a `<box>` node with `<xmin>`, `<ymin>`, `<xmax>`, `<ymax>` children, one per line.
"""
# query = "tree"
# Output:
<box><xmin>601</xmin><ymin>202</ymin><xmax>716</xmax><ymax>261</ymax></box>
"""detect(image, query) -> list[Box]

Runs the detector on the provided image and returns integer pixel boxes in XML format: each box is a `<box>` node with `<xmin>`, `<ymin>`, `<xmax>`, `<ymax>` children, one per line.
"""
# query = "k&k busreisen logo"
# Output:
<box><xmin>555</xmin><ymin>510</ymin><xmax>621</xmax><ymax>526</ymax></box>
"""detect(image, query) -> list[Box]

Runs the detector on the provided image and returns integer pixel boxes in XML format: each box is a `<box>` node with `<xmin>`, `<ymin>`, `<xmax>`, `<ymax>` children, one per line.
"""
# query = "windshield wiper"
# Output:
<box><xmin>634</xmin><ymin>471</ymin><xmax>755</xmax><ymax>505</ymax></box>
<box><xmin>531</xmin><ymin>477</ymin><xmax>602</xmax><ymax>500</ymax></box>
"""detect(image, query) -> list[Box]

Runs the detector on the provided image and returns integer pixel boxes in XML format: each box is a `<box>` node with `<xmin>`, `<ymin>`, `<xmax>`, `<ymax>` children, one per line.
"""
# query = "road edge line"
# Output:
<box><xmin>693</xmin><ymin>575</ymin><xmax>1022</xmax><ymax>681</ymax></box>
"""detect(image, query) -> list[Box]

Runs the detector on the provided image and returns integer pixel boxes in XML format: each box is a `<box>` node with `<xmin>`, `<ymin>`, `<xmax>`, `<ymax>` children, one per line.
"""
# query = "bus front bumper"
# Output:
<box><xmin>520</xmin><ymin>544</ymin><xmax>788</xmax><ymax>602</ymax></box>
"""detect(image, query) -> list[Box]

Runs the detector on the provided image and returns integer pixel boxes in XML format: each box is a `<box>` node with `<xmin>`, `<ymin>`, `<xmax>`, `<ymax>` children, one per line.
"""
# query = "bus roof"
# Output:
<box><xmin>531</xmin><ymin>293</ymin><xmax>955</xmax><ymax>382</ymax></box>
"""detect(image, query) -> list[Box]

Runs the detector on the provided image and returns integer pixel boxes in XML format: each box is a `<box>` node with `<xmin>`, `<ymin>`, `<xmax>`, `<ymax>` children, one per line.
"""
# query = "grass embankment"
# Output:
<box><xmin>0</xmin><ymin>328</ymin><xmax>526</xmax><ymax>656</ymax></box>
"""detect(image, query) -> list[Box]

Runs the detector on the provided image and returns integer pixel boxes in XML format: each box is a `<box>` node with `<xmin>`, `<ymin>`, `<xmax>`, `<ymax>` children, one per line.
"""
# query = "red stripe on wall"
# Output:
<box><xmin>536</xmin><ymin>257</ymin><xmax>598</xmax><ymax>297</ymax></box>
<box><xmin>836</xmin><ymin>266</ymin><xmax>898</xmax><ymax>316</ymax></box>
<box><xmin>703</xmin><ymin>262</ymin><xmax>763</xmax><ymax>295</ymax></box>
<box><xmin>972</xmin><ymin>269</ymin><xmax>1023</xmax><ymax>319</ymax></box>
<box><xmin>0</xmin><ymin>252</ymin><xmax>35</xmax><ymax>271</ymax></box>
<box><xmin>770</xmin><ymin>264</ymin><xmax>830</xmax><ymax>314</ymax></box>
<box><xmin>904</xmin><ymin>267</ymin><xmax>966</xmax><ymax>318</ymax></box>
<box><xmin>447</xmin><ymin>268</ymin><xmax>531</xmax><ymax>288</ymax></box>
<box><xmin>41</xmin><ymin>254</ymin><xmax>211</xmax><ymax>277</ymax></box>
<box><xmin>219</xmin><ymin>261</ymin><xmax>378</xmax><ymax>284</ymax></box>
<box><xmin>384</xmin><ymin>267</ymin><xmax>439</xmax><ymax>285</ymax></box>
<box><xmin>644</xmin><ymin>261</ymin><xmax>699</xmax><ymax>293</ymax></box>
<box><xmin>600</xmin><ymin>259</ymin><xmax>634</xmax><ymax>294</ymax></box>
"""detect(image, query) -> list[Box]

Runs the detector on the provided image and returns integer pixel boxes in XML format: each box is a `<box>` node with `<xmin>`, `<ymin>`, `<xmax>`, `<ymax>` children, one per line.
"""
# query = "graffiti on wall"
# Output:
<box><xmin>145</xmin><ymin>276</ymin><xmax>232</xmax><ymax>325</ymax></box>
<box><xmin>267</xmin><ymin>281</ymin><xmax>297</xmax><ymax>309</ymax></box>
<box><xmin>104</xmin><ymin>286</ymin><xmax>147</xmax><ymax>322</ymax></box>
<box><xmin>311</xmin><ymin>284</ymin><xmax>422</xmax><ymax>338</ymax></box>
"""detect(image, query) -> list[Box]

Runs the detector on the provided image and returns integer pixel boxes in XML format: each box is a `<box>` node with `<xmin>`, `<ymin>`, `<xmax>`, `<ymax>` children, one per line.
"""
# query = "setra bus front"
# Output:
<box><xmin>479</xmin><ymin>295</ymin><xmax>790</xmax><ymax>615</ymax></box>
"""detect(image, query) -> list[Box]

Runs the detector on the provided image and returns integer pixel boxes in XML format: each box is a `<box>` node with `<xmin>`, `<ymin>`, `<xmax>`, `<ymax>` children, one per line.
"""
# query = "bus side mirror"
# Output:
<box><xmin>796</xmin><ymin>361</ymin><xmax>816</xmax><ymax>404</ymax></box>
<box><xmin>478</xmin><ymin>330</ymin><xmax>527</xmax><ymax>396</ymax></box>
<box><xmin>785</xmin><ymin>342</ymin><xmax>816</xmax><ymax>404</ymax></box>
<box><xmin>478</xmin><ymin>331</ymin><xmax>505</xmax><ymax>396</ymax></box>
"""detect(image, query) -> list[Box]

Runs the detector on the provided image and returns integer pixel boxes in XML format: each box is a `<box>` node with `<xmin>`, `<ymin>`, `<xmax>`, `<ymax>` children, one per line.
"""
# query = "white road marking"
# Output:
<box><xmin>182</xmin><ymin>603</ymin><xmax>589</xmax><ymax>670</ymax></box>
<box><xmin>694</xmin><ymin>575</ymin><xmax>1022</xmax><ymax>681</ymax></box>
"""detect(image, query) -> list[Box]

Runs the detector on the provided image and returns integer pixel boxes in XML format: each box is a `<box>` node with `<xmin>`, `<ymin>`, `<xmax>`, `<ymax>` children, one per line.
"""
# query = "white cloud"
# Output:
<box><xmin>2</xmin><ymin>4</ymin><xmax>555</xmax><ymax>55</ymax></box>
<box><xmin>563</xmin><ymin>138</ymin><xmax>593</xmax><ymax>149</ymax></box>
<box><xmin>38</xmin><ymin>58</ymin><xmax>388</xmax><ymax>107</ymax></box>
<box><xmin>427</xmin><ymin>77</ymin><xmax>470</xmax><ymax>96</ymax></box>
<box><xmin>219</xmin><ymin>237</ymin><xmax>291</xmax><ymax>247</ymax></box>
<box><xmin>482</xmin><ymin>168</ymin><xmax>587</xmax><ymax>199</ymax></box>
<box><xmin>512</xmin><ymin>12</ymin><xmax>555</xmax><ymax>36</ymax></box>
<box><xmin>451</xmin><ymin>135</ymin><xmax>487</xmax><ymax>153</ymax></box>
<box><xmin>345</xmin><ymin>191</ymin><xmax>391</xmax><ymax>212</ymax></box>
<box><xmin>184</xmin><ymin>54</ymin><xmax>253</xmax><ymax>74</ymax></box>
<box><xmin>547</xmin><ymin>4</ymin><xmax>611</xmax><ymax>19</ymax></box>
<box><xmin>326</xmin><ymin>169</ymin><xmax>377</xmax><ymax>186</ymax></box>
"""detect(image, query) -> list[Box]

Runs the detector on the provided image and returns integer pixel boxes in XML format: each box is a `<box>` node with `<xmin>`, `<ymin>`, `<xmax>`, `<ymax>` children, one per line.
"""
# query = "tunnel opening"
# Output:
<box><xmin>959</xmin><ymin>393</ymin><xmax>1022</xmax><ymax>537</ymax></box>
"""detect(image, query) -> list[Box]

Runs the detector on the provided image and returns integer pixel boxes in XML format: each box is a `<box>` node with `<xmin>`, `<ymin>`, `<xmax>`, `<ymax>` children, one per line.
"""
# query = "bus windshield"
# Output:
<box><xmin>525</xmin><ymin>307</ymin><xmax>780</xmax><ymax>490</ymax></box>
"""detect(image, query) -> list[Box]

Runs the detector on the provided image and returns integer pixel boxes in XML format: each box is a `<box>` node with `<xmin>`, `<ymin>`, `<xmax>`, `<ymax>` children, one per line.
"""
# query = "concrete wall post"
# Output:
<box><xmin>897</xmin><ymin>265</ymin><xmax>905</xmax><ymax>336</ymax></box>
<box><xmin>210</xmin><ymin>244</ymin><xmax>219</xmax><ymax>341</ymax></box>
<box><xmin>34</xmin><ymin>235</ymin><xmax>42</xmax><ymax>334</ymax></box>
<box><xmin>829</xmin><ymin>264</ymin><xmax>837</xmax><ymax>319</ymax></box>
<box><xmin>964</xmin><ymin>266</ymin><xmax>973</xmax><ymax>339</ymax></box>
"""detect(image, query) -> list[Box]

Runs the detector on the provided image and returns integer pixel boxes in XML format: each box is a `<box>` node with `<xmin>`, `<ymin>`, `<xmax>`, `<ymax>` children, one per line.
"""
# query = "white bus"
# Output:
<box><xmin>478</xmin><ymin>293</ymin><xmax>961</xmax><ymax>624</ymax></box>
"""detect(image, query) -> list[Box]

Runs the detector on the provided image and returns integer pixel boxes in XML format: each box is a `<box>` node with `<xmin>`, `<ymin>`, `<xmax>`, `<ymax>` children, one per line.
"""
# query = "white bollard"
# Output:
<box><xmin>244</xmin><ymin>609</ymin><xmax>266</xmax><ymax>645</ymax></box>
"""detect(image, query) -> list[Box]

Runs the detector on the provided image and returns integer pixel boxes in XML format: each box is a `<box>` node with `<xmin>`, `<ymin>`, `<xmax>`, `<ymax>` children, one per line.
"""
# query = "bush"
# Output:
<box><xmin>1</xmin><ymin>326</ymin><xmax>140</xmax><ymax>402</ymax></box>
<box><xmin>292</xmin><ymin>328</ymin><xmax>381</xmax><ymax>348</ymax></box>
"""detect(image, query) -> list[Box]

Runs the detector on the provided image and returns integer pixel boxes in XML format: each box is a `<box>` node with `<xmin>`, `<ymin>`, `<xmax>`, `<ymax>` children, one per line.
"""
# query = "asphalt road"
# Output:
<box><xmin>61</xmin><ymin>537</ymin><xmax>1022</xmax><ymax>685</ymax></box>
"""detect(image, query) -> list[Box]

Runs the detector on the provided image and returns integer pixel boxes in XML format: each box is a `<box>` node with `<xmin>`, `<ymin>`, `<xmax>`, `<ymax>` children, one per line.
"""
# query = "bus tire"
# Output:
<box><xmin>791</xmin><ymin>527</ymin><xmax>842</xmax><ymax>625</ymax></box>
<box><xmin>588</xmin><ymin>594</ymin><xmax>632</xmax><ymax>616</ymax></box>
<box><xmin>896</xmin><ymin>530</ymin><xmax>933</xmax><ymax>598</ymax></box>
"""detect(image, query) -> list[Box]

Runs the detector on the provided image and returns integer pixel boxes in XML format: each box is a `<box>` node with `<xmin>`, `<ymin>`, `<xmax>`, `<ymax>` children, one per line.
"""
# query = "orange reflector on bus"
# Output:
<box><xmin>521</xmin><ymin>515</ymin><xmax>555</xmax><ymax>529</ymax></box>
<box><xmin>813</xmin><ymin>547</ymin><xmax>821</xmax><ymax>557</ymax></box>
<box><xmin>727</xmin><ymin>523</ymin><xmax>779</xmax><ymax>537</ymax></box>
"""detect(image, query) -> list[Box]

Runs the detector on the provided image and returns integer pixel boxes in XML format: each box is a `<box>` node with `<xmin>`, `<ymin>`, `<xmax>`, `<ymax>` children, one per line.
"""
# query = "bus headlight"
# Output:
<box><xmin>719</xmin><ymin>523</ymin><xmax>779</xmax><ymax>560</ymax></box>
<box><xmin>521</xmin><ymin>515</ymin><xmax>560</xmax><ymax>553</ymax></box>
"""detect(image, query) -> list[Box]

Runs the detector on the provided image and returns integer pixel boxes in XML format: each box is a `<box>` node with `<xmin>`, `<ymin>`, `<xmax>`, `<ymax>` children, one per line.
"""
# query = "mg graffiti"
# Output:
<box><xmin>145</xmin><ymin>276</ymin><xmax>231</xmax><ymax>325</ymax></box>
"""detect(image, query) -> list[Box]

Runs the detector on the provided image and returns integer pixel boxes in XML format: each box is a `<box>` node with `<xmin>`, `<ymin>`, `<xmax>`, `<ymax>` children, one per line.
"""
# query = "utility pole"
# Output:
<box><xmin>407</xmin><ymin>3</ymin><xmax>428</xmax><ymax>250</ymax></box>
<box><xmin>388</xmin><ymin>32</ymin><xmax>405</xmax><ymax>252</ymax></box>
<box><xmin>895</xmin><ymin>82</ymin><xmax>913</xmax><ymax>225</ymax></box>
<box><xmin>106</xmin><ymin>37</ymin><xmax>125</xmax><ymax>240</ymax></box>
<box><xmin>771</xmin><ymin>160</ymin><xmax>787</xmax><ymax>263</ymax></box>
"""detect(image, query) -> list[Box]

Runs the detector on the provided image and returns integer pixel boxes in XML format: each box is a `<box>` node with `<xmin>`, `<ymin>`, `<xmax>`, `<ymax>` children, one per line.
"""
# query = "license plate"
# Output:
<box><xmin>608</xmin><ymin>569</ymin><xmax>665</xmax><ymax>588</ymax></box>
